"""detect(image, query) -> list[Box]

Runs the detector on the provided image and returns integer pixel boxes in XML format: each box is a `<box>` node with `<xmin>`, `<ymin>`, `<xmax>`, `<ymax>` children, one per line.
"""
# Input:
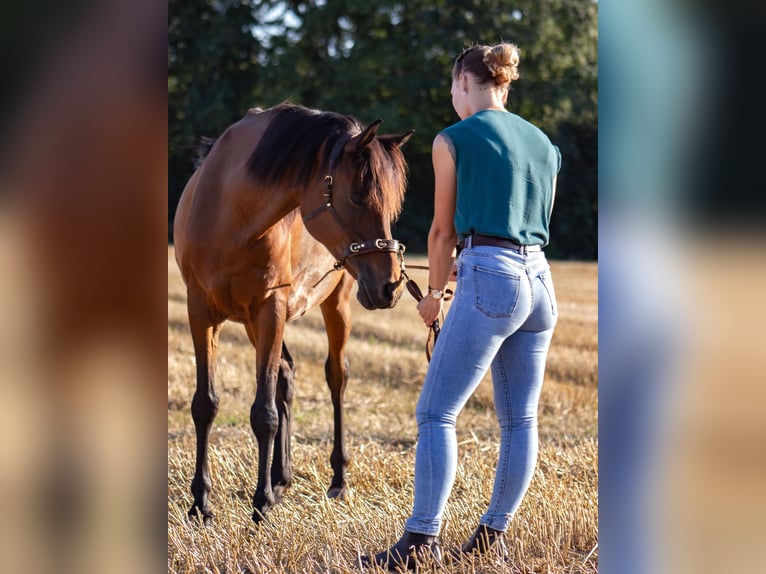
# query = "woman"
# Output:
<box><xmin>362</xmin><ymin>43</ymin><xmax>561</xmax><ymax>569</ymax></box>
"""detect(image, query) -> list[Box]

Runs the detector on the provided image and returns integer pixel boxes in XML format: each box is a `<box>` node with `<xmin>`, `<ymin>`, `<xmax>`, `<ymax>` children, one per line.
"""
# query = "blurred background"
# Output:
<box><xmin>599</xmin><ymin>1</ymin><xmax>766</xmax><ymax>573</ymax></box>
<box><xmin>1</xmin><ymin>1</ymin><xmax>167</xmax><ymax>573</ymax></box>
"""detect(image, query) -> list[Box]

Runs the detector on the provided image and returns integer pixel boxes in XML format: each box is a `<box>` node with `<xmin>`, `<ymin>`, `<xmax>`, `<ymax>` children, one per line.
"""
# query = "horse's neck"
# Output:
<box><xmin>231</xmin><ymin>184</ymin><xmax>301</xmax><ymax>248</ymax></box>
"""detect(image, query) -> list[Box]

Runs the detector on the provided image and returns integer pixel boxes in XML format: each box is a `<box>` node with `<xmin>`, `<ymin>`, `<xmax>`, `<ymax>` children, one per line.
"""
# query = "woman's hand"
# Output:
<box><xmin>417</xmin><ymin>296</ymin><xmax>443</xmax><ymax>327</ymax></box>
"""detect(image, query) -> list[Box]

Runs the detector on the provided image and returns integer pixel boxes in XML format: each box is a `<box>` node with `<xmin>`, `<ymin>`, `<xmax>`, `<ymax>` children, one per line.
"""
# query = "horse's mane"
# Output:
<box><xmin>246</xmin><ymin>104</ymin><xmax>361</xmax><ymax>189</ymax></box>
<box><xmin>246</xmin><ymin>103</ymin><xmax>407</xmax><ymax>220</ymax></box>
<box><xmin>359</xmin><ymin>136</ymin><xmax>408</xmax><ymax>221</ymax></box>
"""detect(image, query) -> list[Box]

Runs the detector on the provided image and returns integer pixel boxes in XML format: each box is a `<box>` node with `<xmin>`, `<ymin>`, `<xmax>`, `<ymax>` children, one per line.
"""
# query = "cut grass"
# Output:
<box><xmin>168</xmin><ymin>247</ymin><xmax>597</xmax><ymax>573</ymax></box>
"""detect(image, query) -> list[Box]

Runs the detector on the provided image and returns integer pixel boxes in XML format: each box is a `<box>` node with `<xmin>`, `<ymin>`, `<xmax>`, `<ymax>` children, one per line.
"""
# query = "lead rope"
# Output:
<box><xmin>312</xmin><ymin>261</ymin><xmax>345</xmax><ymax>289</ymax></box>
<box><xmin>401</xmin><ymin>257</ymin><xmax>453</xmax><ymax>362</ymax></box>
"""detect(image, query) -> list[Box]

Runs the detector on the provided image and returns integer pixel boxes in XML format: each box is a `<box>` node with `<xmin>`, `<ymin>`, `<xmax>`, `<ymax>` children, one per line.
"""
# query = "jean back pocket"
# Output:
<box><xmin>472</xmin><ymin>265</ymin><xmax>521</xmax><ymax>318</ymax></box>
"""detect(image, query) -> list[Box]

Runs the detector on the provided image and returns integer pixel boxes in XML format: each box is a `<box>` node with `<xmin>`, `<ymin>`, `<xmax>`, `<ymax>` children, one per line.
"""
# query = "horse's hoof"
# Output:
<box><xmin>327</xmin><ymin>485</ymin><xmax>349</xmax><ymax>500</ymax></box>
<box><xmin>251</xmin><ymin>508</ymin><xmax>270</xmax><ymax>525</ymax></box>
<box><xmin>187</xmin><ymin>507</ymin><xmax>214</xmax><ymax>526</ymax></box>
<box><xmin>272</xmin><ymin>482</ymin><xmax>292</xmax><ymax>501</ymax></box>
<box><xmin>251</xmin><ymin>497</ymin><xmax>274</xmax><ymax>524</ymax></box>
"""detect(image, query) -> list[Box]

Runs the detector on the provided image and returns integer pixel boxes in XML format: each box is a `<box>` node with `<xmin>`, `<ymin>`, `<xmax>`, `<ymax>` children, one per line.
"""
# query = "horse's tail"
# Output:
<box><xmin>194</xmin><ymin>136</ymin><xmax>217</xmax><ymax>170</ymax></box>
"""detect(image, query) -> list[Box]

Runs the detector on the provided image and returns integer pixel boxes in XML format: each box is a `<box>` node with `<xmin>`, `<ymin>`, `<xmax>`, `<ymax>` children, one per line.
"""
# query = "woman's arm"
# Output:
<box><xmin>417</xmin><ymin>133</ymin><xmax>458</xmax><ymax>327</ymax></box>
<box><xmin>550</xmin><ymin>174</ymin><xmax>558</xmax><ymax>218</ymax></box>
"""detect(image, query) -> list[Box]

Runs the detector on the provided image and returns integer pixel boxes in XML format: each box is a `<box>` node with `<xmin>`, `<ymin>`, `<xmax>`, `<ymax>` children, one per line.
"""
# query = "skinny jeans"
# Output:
<box><xmin>404</xmin><ymin>246</ymin><xmax>557</xmax><ymax>535</ymax></box>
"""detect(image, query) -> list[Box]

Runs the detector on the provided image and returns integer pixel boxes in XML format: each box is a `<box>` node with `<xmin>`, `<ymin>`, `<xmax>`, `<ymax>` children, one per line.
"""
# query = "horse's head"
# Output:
<box><xmin>302</xmin><ymin>120</ymin><xmax>414</xmax><ymax>310</ymax></box>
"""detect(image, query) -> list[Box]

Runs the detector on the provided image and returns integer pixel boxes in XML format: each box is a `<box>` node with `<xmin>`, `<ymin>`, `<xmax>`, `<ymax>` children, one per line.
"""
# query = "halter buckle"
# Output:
<box><xmin>323</xmin><ymin>175</ymin><xmax>333</xmax><ymax>206</ymax></box>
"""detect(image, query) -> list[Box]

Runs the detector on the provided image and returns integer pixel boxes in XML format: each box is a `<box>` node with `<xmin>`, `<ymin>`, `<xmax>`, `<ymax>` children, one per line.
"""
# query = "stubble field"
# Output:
<box><xmin>168</xmin><ymin>247</ymin><xmax>598</xmax><ymax>573</ymax></box>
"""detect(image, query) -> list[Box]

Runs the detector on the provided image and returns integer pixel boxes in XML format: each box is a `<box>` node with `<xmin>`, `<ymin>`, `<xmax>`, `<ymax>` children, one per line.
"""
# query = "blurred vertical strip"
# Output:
<box><xmin>0</xmin><ymin>1</ymin><xmax>166</xmax><ymax>573</ymax></box>
<box><xmin>600</xmin><ymin>0</ymin><xmax>766</xmax><ymax>573</ymax></box>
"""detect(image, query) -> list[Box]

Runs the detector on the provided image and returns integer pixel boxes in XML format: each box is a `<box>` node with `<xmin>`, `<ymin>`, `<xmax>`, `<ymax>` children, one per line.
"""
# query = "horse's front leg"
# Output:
<box><xmin>320</xmin><ymin>275</ymin><xmax>354</xmax><ymax>499</ymax></box>
<box><xmin>187</xmin><ymin>289</ymin><xmax>222</xmax><ymax>525</ymax></box>
<box><xmin>246</xmin><ymin>302</ymin><xmax>287</xmax><ymax>523</ymax></box>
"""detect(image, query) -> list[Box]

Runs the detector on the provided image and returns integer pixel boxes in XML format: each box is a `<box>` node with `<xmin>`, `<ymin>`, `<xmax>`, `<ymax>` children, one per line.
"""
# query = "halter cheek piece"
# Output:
<box><xmin>301</xmin><ymin>133</ymin><xmax>406</xmax><ymax>272</ymax></box>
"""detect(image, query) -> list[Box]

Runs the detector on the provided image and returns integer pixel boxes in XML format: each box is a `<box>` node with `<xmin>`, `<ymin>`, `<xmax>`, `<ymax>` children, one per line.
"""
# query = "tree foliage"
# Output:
<box><xmin>168</xmin><ymin>0</ymin><xmax>597</xmax><ymax>259</ymax></box>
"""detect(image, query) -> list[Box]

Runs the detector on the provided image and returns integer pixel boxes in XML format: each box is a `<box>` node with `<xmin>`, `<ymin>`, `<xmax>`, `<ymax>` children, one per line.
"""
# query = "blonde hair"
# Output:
<box><xmin>453</xmin><ymin>43</ymin><xmax>520</xmax><ymax>86</ymax></box>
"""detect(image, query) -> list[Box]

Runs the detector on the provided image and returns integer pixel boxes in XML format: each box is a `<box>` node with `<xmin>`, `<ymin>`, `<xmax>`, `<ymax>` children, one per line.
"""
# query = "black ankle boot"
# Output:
<box><xmin>360</xmin><ymin>530</ymin><xmax>442</xmax><ymax>571</ymax></box>
<box><xmin>452</xmin><ymin>524</ymin><xmax>508</xmax><ymax>559</ymax></box>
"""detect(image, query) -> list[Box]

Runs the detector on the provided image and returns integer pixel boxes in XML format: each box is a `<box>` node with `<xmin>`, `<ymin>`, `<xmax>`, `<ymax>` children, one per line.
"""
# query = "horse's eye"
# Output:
<box><xmin>349</xmin><ymin>192</ymin><xmax>365</xmax><ymax>208</ymax></box>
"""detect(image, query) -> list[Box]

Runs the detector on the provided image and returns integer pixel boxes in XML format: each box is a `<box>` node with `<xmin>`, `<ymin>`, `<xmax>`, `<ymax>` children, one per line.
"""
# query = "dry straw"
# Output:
<box><xmin>168</xmin><ymin>249</ymin><xmax>598</xmax><ymax>573</ymax></box>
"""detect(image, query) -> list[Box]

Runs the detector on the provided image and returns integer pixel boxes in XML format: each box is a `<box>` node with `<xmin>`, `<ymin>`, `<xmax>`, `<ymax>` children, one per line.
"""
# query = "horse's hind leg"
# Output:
<box><xmin>320</xmin><ymin>274</ymin><xmax>354</xmax><ymax>499</ymax></box>
<box><xmin>187</xmin><ymin>289</ymin><xmax>222</xmax><ymax>525</ymax></box>
<box><xmin>271</xmin><ymin>342</ymin><xmax>295</xmax><ymax>500</ymax></box>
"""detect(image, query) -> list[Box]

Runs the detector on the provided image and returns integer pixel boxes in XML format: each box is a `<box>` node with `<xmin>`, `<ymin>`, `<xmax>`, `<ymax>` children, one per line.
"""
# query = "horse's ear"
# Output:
<box><xmin>378</xmin><ymin>130</ymin><xmax>415</xmax><ymax>150</ymax></box>
<box><xmin>348</xmin><ymin>119</ymin><xmax>383</xmax><ymax>151</ymax></box>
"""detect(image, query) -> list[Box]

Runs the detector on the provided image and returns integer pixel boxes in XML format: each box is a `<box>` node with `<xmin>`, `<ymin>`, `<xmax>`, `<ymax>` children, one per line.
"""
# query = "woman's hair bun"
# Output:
<box><xmin>483</xmin><ymin>43</ymin><xmax>520</xmax><ymax>85</ymax></box>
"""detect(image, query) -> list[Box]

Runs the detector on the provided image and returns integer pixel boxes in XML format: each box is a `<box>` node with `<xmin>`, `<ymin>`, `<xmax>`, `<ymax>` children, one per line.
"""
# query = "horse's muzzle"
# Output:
<box><xmin>356</xmin><ymin>277</ymin><xmax>404</xmax><ymax>310</ymax></box>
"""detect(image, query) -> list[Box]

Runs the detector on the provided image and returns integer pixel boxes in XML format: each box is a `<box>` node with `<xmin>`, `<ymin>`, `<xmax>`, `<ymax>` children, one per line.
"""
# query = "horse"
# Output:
<box><xmin>173</xmin><ymin>103</ymin><xmax>414</xmax><ymax>524</ymax></box>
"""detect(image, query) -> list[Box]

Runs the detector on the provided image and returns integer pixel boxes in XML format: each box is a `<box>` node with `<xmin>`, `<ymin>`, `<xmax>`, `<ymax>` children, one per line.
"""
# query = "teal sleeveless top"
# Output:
<box><xmin>441</xmin><ymin>110</ymin><xmax>561</xmax><ymax>246</ymax></box>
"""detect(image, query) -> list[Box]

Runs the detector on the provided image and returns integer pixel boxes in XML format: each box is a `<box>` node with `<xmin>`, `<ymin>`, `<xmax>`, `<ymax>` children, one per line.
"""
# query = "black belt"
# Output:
<box><xmin>461</xmin><ymin>234</ymin><xmax>543</xmax><ymax>253</ymax></box>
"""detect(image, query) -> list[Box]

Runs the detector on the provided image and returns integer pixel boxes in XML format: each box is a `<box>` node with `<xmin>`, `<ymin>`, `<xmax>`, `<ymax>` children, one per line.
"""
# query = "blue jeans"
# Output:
<box><xmin>404</xmin><ymin>246</ymin><xmax>557</xmax><ymax>535</ymax></box>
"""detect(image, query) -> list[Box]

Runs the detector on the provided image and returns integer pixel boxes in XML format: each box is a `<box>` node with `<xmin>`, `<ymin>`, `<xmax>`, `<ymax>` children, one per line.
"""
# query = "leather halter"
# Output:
<box><xmin>301</xmin><ymin>133</ymin><xmax>405</xmax><ymax>272</ymax></box>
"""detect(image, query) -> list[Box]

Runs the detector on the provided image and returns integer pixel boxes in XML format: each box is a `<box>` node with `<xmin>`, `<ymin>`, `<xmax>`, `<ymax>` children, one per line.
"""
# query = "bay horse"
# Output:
<box><xmin>173</xmin><ymin>103</ymin><xmax>414</xmax><ymax>524</ymax></box>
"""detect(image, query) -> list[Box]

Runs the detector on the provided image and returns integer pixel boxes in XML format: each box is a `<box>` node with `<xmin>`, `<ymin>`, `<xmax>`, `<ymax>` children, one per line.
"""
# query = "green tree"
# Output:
<box><xmin>168</xmin><ymin>0</ymin><xmax>265</xmax><ymax>236</ymax></box>
<box><xmin>168</xmin><ymin>0</ymin><xmax>598</xmax><ymax>258</ymax></box>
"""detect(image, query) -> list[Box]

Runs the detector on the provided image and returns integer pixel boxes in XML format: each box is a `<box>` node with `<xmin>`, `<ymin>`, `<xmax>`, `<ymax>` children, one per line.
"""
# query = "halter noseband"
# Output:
<box><xmin>301</xmin><ymin>133</ymin><xmax>405</xmax><ymax>273</ymax></box>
